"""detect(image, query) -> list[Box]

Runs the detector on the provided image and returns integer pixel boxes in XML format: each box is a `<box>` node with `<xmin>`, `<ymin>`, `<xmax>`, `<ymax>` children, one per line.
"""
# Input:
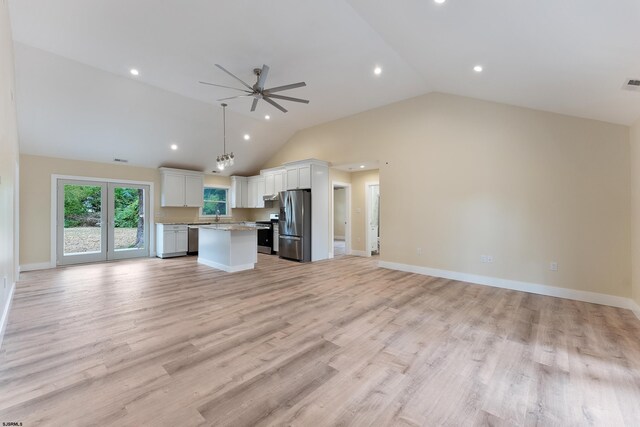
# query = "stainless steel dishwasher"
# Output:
<box><xmin>187</xmin><ymin>226</ymin><xmax>199</xmax><ymax>255</ymax></box>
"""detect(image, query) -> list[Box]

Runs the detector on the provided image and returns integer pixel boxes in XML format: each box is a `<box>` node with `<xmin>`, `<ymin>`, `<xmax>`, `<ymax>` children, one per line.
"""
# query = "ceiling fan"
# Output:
<box><xmin>199</xmin><ymin>64</ymin><xmax>309</xmax><ymax>113</ymax></box>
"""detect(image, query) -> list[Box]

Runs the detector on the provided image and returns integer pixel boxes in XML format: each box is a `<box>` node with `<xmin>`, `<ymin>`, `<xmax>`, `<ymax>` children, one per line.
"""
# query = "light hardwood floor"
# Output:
<box><xmin>1</xmin><ymin>254</ymin><xmax>640</xmax><ymax>426</ymax></box>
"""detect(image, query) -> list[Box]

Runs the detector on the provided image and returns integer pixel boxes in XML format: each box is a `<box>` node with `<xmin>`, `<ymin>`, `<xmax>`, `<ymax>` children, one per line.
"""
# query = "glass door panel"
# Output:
<box><xmin>57</xmin><ymin>180</ymin><xmax>107</xmax><ymax>265</ymax></box>
<box><xmin>108</xmin><ymin>184</ymin><xmax>150</xmax><ymax>260</ymax></box>
<box><xmin>57</xmin><ymin>180</ymin><xmax>151</xmax><ymax>265</ymax></box>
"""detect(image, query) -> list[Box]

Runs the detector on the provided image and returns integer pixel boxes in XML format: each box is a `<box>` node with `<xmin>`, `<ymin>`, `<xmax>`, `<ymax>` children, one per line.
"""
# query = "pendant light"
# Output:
<box><xmin>216</xmin><ymin>103</ymin><xmax>234</xmax><ymax>170</ymax></box>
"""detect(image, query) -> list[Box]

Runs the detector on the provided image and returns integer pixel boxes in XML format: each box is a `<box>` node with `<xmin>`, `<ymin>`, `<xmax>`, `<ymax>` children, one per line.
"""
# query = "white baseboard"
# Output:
<box><xmin>631</xmin><ymin>300</ymin><xmax>640</xmax><ymax>321</ymax></box>
<box><xmin>350</xmin><ymin>250</ymin><xmax>368</xmax><ymax>257</ymax></box>
<box><xmin>20</xmin><ymin>262</ymin><xmax>55</xmax><ymax>272</ymax></box>
<box><xmin>378</xmin><ymin>260</ymin><xmax>637</xmax><ymax>312</ymax></box>
<box><xmin>0</xmin><ymin>281</ymin><xmax>16</xmax><ymax>350</ymax></box>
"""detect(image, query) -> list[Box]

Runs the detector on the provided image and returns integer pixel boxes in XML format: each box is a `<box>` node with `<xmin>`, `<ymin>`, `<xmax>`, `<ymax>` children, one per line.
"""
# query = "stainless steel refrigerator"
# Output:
<box><xmin>278</xmin><ymin>189</ymin><xmax>311</xmax><ymax>262</ymax></box>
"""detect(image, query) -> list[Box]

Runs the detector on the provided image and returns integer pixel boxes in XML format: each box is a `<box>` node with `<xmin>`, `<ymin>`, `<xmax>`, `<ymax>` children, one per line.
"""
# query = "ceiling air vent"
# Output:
<box><xmin>623</xmin><ymin>78</ymin><xmax>640</xmax><ymax>92</ymax></box>
<box><xmin>113</xmin><ymin>158</ymin><xmax>128</xmax><ymax>163</ymax></box>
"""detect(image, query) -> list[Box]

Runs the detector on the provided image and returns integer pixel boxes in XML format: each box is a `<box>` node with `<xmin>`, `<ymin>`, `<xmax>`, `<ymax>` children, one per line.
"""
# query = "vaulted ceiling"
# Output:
<box><xmin>9</xmin><ymin>0</ymin><xmax>640</xmax><ymax>174</ymax></box>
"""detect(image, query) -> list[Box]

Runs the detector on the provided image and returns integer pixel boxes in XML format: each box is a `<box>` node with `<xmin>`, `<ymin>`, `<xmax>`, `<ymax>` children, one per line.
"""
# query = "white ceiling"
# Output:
<box><xmin>9</xmin><ymin>0</ymin><xmax>640</xmax><ymax>174</ymax></box>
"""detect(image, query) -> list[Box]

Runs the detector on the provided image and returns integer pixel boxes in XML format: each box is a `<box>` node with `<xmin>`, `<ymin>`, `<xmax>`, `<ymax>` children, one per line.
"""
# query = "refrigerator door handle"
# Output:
<box><xmin>280</xmin><ymin>235</ymin><xmax>301</xmax><ymax>241</ymax></box>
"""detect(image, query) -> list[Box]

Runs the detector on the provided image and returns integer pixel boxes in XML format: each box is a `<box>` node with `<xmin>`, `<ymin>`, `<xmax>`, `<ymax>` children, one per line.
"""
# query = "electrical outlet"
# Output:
<box><xmin>550</xmin><ymin>262</ymin><xmax>558</xmax><ymax>271</ymax></box>
<box><xmin>417</xmin><ymin>247</ymin><xmax>422</xmax><ymax>255</ymax></box>
<box><xmin>487</xmin><ymin>255</ymin><xmax>494</xmax><ymax>263</ymax></box>
<box><xmin>3</xmin><ymin>276</ymin><xmax>6</xmax><ymax>289</ymax></box>
<box><xmin>481</xmin><ymin>255</ymin><xmax>488</xmax><ymax>263</ymax></box>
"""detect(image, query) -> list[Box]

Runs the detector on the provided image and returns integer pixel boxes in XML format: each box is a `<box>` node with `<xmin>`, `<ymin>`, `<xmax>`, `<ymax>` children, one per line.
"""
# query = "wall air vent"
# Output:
<box><xmin>113</xmin><ymin>158</ymin><xmax>129</xmax><ymax>163</ymax></box>
<box><xmin>622</xmin><ymin>78</ymin><xmax>640</xmax><ymax>92</ymax></box>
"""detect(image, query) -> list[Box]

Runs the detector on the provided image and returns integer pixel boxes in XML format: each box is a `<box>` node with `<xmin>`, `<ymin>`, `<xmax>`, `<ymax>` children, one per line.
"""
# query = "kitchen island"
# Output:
<box><xmin>197</xmin><ymin>224</ymin><xmax>269</xmax><ymax>272</ymax></box>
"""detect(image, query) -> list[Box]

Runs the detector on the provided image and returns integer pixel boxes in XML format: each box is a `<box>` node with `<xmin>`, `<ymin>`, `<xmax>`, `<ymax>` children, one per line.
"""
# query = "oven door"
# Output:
<box><xmin>257</xmin><ymin>227</ymin><xmax>272</xmax><ymax>254</ymax></box>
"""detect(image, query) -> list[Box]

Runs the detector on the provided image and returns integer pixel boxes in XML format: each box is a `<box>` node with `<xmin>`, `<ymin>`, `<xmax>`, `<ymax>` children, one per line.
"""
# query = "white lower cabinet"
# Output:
<box><xmin>156</xmin><ymin>224</ymin><xmax>188</xmax><ymax>258</ymax></box>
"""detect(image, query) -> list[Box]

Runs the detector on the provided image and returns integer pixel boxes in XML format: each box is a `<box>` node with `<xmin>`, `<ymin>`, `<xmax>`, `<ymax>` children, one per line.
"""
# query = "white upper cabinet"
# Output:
<box><xmin>286</xmin><ymin>168</ymin><xmax>298</xmax><ymax>190</ymax></box>
<box><xmin>247</xmin><ymin>176</ymin><xmax>265</xmax><ymax>208</ymax></box>
<box><xmin>230</xmin><ymin>176</ymin><xmax>248</xmax><ymax>208</ymax></box>
<box><xmin>265</xmin><ymin>173</ymin><xmax>275</xmax><ymax>195</ymax></box>
<box><xmin>185</xmin><ymin>175</ymin><xmax>204</xmax><ymax>207</ymax></box>
<box><xmin>274</xmin><ymin>171</ymin><xmax>284</xmax><ymax>194</ymax></box>
<box><xmin>298</xmin><ymin>166</ymin><xmax>311</xmax><ymax>189</ymax></box>
<box><xmin>248</xmin><ymin>178</ymin><xmax>257</xmax><ymax>208</ymax></box>
<box><xmin>256</xmin><ymin>177</ymin><xmax>265</xmax><ymax>208</ymax></box>
<box><xmin>285</xmin><ymin>165</ymin><xmax>311</xmax><ymax>190</ymax></box>
<box><xmin>160</xmin><ymin>168</ymin><xmax>204</xmax><ymax>207</ymax></box>
<box><xmin>262</xmin><ymin>168</ymin><xmax>285</xmax><ymax>196</ymax></box>
<box><xmin>162</xmin><ymin>172</ymin><xmax>185</xmax><ymax>207</ymax></box>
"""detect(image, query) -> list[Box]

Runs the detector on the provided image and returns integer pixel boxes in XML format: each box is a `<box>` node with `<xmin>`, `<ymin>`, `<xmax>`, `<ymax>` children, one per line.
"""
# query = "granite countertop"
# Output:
<box><xmin>199</xmin><ymin>224</ymin><xmax>270</xmax><ymax>231</ymax></box>
<box><xmin>156</xmin><ymin>221</ymin><xmax>256</xmax><ymax>226</ymax></box>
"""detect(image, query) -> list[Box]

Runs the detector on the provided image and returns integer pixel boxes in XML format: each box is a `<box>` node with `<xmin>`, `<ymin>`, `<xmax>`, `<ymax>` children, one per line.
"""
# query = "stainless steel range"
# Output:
<box><xmin>256</xmin><ymin>213</ymin><xmax>279</xmax><ymax>254</ymax></box>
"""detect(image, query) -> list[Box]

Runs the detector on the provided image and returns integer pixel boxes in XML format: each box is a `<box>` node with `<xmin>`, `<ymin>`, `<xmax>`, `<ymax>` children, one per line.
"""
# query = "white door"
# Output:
<box><xmin>57</xmin><ymin>179</ymin><xmax>150</xmax><ymax>265</ymax></box>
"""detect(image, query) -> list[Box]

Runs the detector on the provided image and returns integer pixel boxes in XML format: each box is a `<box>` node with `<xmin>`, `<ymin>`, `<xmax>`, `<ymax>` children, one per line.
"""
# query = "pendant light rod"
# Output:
<box><xmin>222</xmin><ymin>103</ymin><xmax>226</xmax><ymax>154</ymax></box>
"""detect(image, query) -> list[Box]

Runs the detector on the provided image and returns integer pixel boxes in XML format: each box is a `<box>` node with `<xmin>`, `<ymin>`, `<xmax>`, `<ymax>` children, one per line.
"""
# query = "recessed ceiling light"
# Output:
<box><xmin>374</xmin><ymin>66</ymin><xmax>382</xmax><ymax>75</ymax></box>
<box><xmin>130</xmin><ymin>68</ymin><xmax>139</xmax><ymax>76</ymax></box>
<box><xmin>244</xmin><ymin>134</ymin><xmax>250</xmax><ymax>141</ymax></box>
<box><xmin>473</xmin><ymin>65</ymin><xmax>483</xmax><ymax>73</ymax></box>
<box><xmin>434</xmin><ymin>0</ymin><xmax>446</xmax><ymax>4</ymax></box>
<box><xmin>360</xmin><ymin>165</ymin><xmax>365</xmax><ymax>169</ymax></box>
<box><xmin>170</xmin><ymin>144</ymin><xmax>178</xmax><ymax>150</ymax></box>
<box><xmin>265</xmin><ymin>115</ymin><xmax>270</xmax><ymax>120</ymax></box>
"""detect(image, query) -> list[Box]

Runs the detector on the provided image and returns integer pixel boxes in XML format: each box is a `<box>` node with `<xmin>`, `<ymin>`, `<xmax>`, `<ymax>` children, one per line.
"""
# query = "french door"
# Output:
<box><xmin>57</xmin><ymin>179</ymin><xmax>150</xmax><ymax>265</ymax></box>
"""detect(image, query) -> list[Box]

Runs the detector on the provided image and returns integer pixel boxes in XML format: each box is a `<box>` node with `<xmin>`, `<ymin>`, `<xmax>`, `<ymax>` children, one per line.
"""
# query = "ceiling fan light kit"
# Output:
<box><xmin>200</xmin><ymin>64</ymin><xmax>309</xmax><ymax>113</ymax></box>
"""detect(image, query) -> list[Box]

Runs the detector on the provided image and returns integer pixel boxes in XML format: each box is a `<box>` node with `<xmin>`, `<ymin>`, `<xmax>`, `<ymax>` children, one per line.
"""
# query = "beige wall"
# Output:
<box><xmin>333</xmin><ymin>188</ymin><xmax>346</xmax><ymax>238</ymax></box>
<box><xmin>631</xmin><ymin>118</ymin><xmax>640</xmax><ymax>307</ymax></box>
<box><xmin>264</xmin><ymin>92</ymin><xmax>631</xmax><ymax>297</ymax></box>
<box><xmin>1</xmin><ymin>0</ymin><xmax>19</xmax><ymax>329</ymax></box>
<box><xmin>19</xmin><ymin>154</ymin><xmax>251</xmax><ymax>266</ymax></box>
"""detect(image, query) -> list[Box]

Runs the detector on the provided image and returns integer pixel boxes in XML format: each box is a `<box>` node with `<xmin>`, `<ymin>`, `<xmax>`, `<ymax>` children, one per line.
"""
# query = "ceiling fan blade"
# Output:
<box><xmin>263</xmin><ymin>96</ymin><xmax>288</xmax><ymax>113</ymax></box>
<box><xmin>250</xmin><ymin>97</ymin><xmax>259</xmax><ymax>112</ymax></box>
<box><xmin>216</xmin><ymin>94</ymin><xmax>252</xmax><ymax>101</ymax></box>
<box><xmin>215</xmin><ymin>64</ymin><xmax>254</xmax><ymax>91</ymax></box>
<box><xmin>265</xmin><ymin>94</ymin><xmax>310</xmax><ymax>104</ymax></box>
<box><xmin>199</xmin><ymin>81</ymin><xmax>252</xmax><ymax>93</ymax></box>
<box><xmin>256</xmin><ymin>64</ymin><xmax>270</xmax><ymax>90</ymax></box>
<box><xmin>264</xmin><ymin>82</ymin><xmax>306</xmax><ymax>93</ymax></box>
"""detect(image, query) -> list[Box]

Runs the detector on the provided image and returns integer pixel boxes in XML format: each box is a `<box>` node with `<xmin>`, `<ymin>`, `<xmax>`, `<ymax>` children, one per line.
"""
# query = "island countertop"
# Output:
<box><xmin>198</xmin><ymin>224</ymin><xmax>270</xmax><ymax>232</ymax></box>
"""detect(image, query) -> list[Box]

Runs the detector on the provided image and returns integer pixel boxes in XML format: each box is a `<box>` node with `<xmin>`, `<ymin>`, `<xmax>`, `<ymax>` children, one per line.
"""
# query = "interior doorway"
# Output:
<box><xmin>56</xmin><ymin>179</ymin><xmax>150</xmax><ymax>265</ymax></box>
<box><xmin>331</xmin><ymin>182</ymin><xmax>351</xmax><ymax>258</ymax></box>
<box><xmin>365</xmin><ymin>183</ymin><xmax>380</xmax><ymax>256</ymax></box>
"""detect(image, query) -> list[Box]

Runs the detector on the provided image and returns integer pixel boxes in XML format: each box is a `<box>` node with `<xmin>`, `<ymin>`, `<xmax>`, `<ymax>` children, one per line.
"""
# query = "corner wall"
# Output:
<box><xmin>264</xmin><ymin>92</ymin><xmax>631</xmax><ymax>299</ymax></box>
<box><xmin>0</xmin><ymin>0</ymin><xmax>20</xmax><ymax>346</ymax></box>
<box><xmin>631</xmin><ymin>118</ymin><xmax>640</xmax><ymax>313</ymax></box>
